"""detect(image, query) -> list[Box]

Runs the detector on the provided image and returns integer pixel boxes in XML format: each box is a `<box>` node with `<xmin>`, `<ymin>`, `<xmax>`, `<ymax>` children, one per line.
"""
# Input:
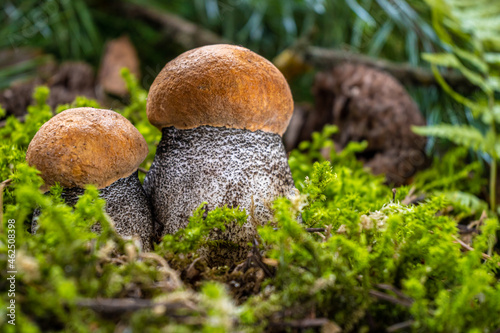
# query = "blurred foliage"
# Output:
<box><xmin>0</xmin><ymin>0</ymin><xmax>100</xmax><ymax>62</ymax></box>
<box><xmin>1</xmin><ymin>0</ymin><xmax>442</xmax><ymax>87</ymax></box>
<box><xmin>0</xmin><ymin>54</ymin><xmax>53</xmax><ymax>90</ymax></box>
<box><xmin>141</xmin><ymin>0</ymin><xmax>441</xmax><ymax>64</ymax></box>
<box><xmin>0</xmin><ymin>85</ymin><xmax>52</xmax><ymax>149</ymax></box>
<box><xmin>413</xmin><ymin>0</ymin><xmax>500</xmax><ymax>211</ymax></box>
<box><xmin>119</xmin><ymin>68</ymin><xmax>161</xmax><ymax>174</ymax></box>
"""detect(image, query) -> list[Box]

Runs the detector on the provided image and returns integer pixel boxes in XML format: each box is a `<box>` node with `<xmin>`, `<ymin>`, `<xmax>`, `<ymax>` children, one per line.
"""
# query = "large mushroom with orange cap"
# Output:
<box><xmin>27</xmin><ymin>107</ymin><xmax>154</xmax><ymax>251</ymax></box>
<box><xmin>144</xmin><ymin>44</ymin><xmax>297</xmax><ymax>262</ymax></box>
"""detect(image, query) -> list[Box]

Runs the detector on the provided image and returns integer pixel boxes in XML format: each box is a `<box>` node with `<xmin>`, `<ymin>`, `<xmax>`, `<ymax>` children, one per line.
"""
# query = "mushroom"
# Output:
<box><xmin>144</xmin><ymin>44</ymin><xmax>296</xmax><ymax>263</ymax></box>
<box><xmin>26</xmin><ymin>107</ymin><xmax>154</xmax><ymax>251</ymax></box>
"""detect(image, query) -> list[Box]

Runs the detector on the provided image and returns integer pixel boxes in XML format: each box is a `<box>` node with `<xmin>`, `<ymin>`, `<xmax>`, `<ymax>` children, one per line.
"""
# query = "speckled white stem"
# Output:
<box><xmin>33</xmin><ymin>171</ymin><xmax>154</xmax><ymax>251</ymax></box>
<box><xmin>144</xmin><ymin>126</ymin><xmax>296</xmax><ymax>264</ymax></box>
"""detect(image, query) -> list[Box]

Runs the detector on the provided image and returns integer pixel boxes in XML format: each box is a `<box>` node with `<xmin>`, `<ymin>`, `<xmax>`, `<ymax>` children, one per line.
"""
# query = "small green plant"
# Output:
<box><xmin>157</xmin><ymin>203</ymin><xmax>247</xmax><ymax>255</ymax></box>
<box><xmin>413</xmin><ymin>147</ymin><xmax>488</xmax><ymax>214</ymax></box>
<box><xmin>0</xmin><ymin>86</ymin><xmax>52</xmax><ymax>148</ymax></box>
<box><xmin>413</xmin><ymin>0</ymin><xmax>500</xmax><ymax>212</ymax></box>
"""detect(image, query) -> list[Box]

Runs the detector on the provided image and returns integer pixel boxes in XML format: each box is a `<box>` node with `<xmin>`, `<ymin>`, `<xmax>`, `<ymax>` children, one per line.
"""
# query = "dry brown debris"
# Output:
<box><xmin>0</xmin><ymin>61</ymin><xmax>96</xmax><ymax>118</ymax></box>
<box><xmin>313</xmin><ymin>64</ymin><xmax>428</xmax><ymax>185</ymax></box>
<box><xmin>98</xmin><ymin>35</ymin><xmax>141</xmax><ymax>97</ymax></box>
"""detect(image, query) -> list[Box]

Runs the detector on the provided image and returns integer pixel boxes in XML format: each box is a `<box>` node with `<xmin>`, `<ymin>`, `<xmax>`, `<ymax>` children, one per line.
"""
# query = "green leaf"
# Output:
<box><xmin>453</xmin><ymin>48</ymin><xmax>488</xmax><ymax>74</ymax></box>
<box><xmin>426</xmin><ymin>64</ymin><xmax>479</xmax><ymax>111</ymax></box>
<box><xmin>412</xmin><ymin>124</ymin><xmax>487</xmax><ymax>153</ymax></box>
<box><xmin>441</xmin><ymin>191</ymin><xmax>488</xmax><ymax>214</ymax></box>
<box><xmin>487</xmin><ymin>76</ymin><xmax>500</xmax><ymax>92</ymax></box>
<box><xmin>423</xmin><ymin>52</ymin><xmax>461</xmax><ymax>67</ymax></box>
<box><xmin>423</xmin><ymin>53</ymin><xmax>491</xmax><ymax>93</ymax></box>
<box><xmin>484</xmin><ymin>53</ymin><xmax>500</xmax><ymax>64</ymax></box>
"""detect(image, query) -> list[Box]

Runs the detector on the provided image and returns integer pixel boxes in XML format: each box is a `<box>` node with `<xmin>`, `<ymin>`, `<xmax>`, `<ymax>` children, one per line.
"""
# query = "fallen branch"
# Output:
<box><xmin>453</xmin><ymin>235</ymin><xmax>500</xmax><ymax>266</ymax></box>
<box><xmin>369</xmin><ymin>289</ymin><xmax>413</xmax><ymax>308</ymax></box>
<box><xmin>387</xmin><ymin>320</ymin><xmax>415</xmax><ymax>332</ymax></box>
<box><xmin>104</xmin><ymin>1</ymin><xmax>470</xmax><ymax>90</ymax></box>
<box><xmin>303</xmin><ymin>46</ymin><xmax>471</xmax><ymax>88</ymax></box>
<box><xmin>105</xmin><ymin>1</ymin><xmax>228</xmax><ymax>50</ymax></box>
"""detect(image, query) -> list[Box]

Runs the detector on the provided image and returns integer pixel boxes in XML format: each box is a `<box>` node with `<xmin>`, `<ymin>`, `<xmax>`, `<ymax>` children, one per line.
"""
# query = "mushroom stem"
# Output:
<box><xmin>144</xmin><ymin>126</ymin><xmax>295</xmax><ymax>262</ymax></box>
<box><xmin>33</xmin><ymin>171</ymin><xmax>154</xmax><ymax>251</ymax></box>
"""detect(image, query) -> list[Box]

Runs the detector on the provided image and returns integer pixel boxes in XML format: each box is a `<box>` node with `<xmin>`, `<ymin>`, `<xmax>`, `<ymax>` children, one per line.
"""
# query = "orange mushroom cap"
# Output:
<box><xmin>147</xmin><ymin>44</ymin><xmax>294</xmax><ymax>136</ymax></box>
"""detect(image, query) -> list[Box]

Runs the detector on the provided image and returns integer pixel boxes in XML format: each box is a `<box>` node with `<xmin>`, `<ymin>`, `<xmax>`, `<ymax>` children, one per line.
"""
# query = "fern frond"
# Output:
<box><xmin>413</xmin><ymin>124</ymin><xmax>485</xmax><ymax>150</ymax></box>
<box><xmin>444</xmin><ymin>0</ymin><xmax>500</xmax><ymax>48</ymax></box>
<box><xmin>441</xmin><ymin>190</ymin><xmax>488</xmax><ymax>213</ymax></box>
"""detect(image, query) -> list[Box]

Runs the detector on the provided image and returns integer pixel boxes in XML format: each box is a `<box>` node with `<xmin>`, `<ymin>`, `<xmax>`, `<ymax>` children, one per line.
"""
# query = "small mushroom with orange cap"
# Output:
<box><xmin>144</xmin><ymin>44</ymin><xmax>297</xmax><ymax>263</ymax></box>
<box><xmin>26</xmin><ymin>107</ymin><xmax>154</xmax><ymax>251</ymax></box>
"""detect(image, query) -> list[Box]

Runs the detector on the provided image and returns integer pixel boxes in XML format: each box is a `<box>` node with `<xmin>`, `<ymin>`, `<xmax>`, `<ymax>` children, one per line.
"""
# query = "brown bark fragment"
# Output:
<box><xmin>98</xmin><ymin>35</ymin><xmax>141</xmax><ymax>97</ymax></box>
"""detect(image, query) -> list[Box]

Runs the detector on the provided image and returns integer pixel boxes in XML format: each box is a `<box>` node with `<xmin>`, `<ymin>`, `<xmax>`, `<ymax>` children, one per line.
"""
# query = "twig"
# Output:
<box><xmin>387</xmin><ymin>320</ymin><xmax>415</xmax><ymax>332</ymax></box>
<box><xmin>314</xmin><ymin>232</ymin><xmax>326</xmax><ymax>241</ymax></box>
<box><xmin>324</xmin><ymin>224</ymin><xmax>333</xmax><ymax>241</ymax></box>
<box><xmin>401</xmin><ymin>187</ymin><xmax>427</xmax><ymax>206</ymax></box>
<box><xmin>368</xmin><ymin>289</ymin><xmax>413</xmax><ymax>308</ymax></box>
<box><xmin>272</xmin><ymin>227</ymin><xmax>326</xmax><ymax>233</ymax></box>
<box><xmin>467</xmin><ymin>210</ymin><xmax>488</xmax><ymax>230</ymax></box>
<box><xmin>375</xmin><ymin>284</ymin><xmax>413</xmax><ymax>304</ymax></box>
<box><xmin>0</xmin><ymin>179</ymin><xmax>12</xmax><ymax>189</ymax></box>
<box><xmin>401</xmin><ymin>187</ymin><xmax>416</xmax><ymax>206</ymax></box>
<box><xmin>249</xmin><ymin>238</ymin><xmax>274</xmax><ymax>278</ymax></box>
<box><xmin>457</xmin><ymin>224</ymin><xmax>480</xmax><ymax>235</ymax></box>
<box><xmin>138</xmin><ymin>167</ymin><xmax>148</xmax><ymax>174</ymax></box>
<box><xmin>452</xmin><ymin>235</ymin><xmax>500</xmax><ymax>266</ymax></box>
<box><xmin>303</xmin><ymin>46</ymin><xmax>471</xmax><ymax>88</ymax></box>
<box><xmin>305</xmin><ymin>227</ymin><xmax>326</xmax><ymax>233</ymax></box>
<box><xmin>392</xmin><ymin>188</ymin><xmax>397</xmax><ymax>202</ymax></box>
<box><xmin>268</xmin><ymin>318</ymin><xmax>330</xmax><ymax>329</ymax></box>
